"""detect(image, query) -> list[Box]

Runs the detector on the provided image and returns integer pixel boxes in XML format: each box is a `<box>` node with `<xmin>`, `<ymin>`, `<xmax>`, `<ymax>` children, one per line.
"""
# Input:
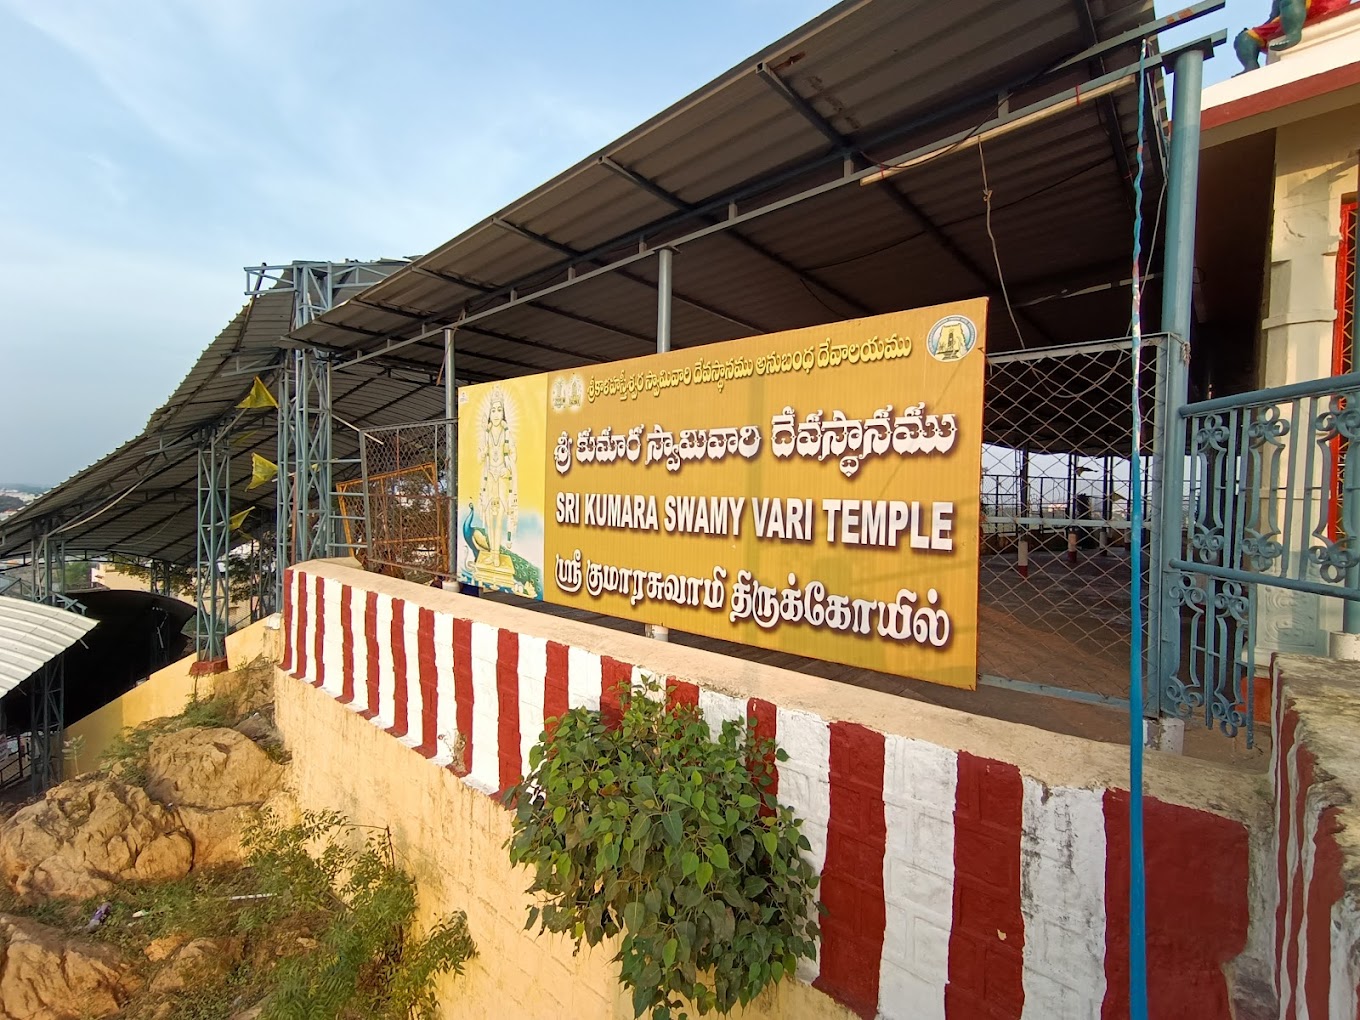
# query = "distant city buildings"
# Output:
<box><xmin>0</xmin><ymin>487</ymin><xmax>42</xmax><ymax>523</ymax></box>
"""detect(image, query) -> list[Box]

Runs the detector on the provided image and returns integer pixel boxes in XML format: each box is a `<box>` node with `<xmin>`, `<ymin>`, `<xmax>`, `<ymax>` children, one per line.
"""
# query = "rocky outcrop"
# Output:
<box><xmin>148</xmin><ymin>935</ymin><xmax>241</xmax><ymax>994</ymax></box>
<box><xmin>0</xmin><ymin>779</ymin><xmax>192</xmax><ymax>901</ymax></box>
<box><xmin>144</xmin><ymin>727</ymin><xmax>284</xmax><ymax>867</ymax></box>
<box><xmin>0</xmin><ymin>913</ymin><xmax>141</xmax><ymax>1019</ymax></box>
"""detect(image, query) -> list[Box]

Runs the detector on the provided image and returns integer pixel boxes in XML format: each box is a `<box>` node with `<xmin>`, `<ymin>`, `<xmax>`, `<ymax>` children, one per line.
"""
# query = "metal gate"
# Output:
<box><xmin>978</xmin><ymin>335</ymin><xmax>1164</xmax><ymax>709</ymax></box>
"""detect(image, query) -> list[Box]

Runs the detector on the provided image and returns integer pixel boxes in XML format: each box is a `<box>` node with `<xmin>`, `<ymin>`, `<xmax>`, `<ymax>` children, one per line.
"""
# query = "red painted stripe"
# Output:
<box><xmin>295</xmin><ymin>571</ymin><xmax>310</xmax><ymax>680</ymax></box>
<box><xmin>339</xmin><ymin>584</ymin><xmax>356</xmax><ymax>705</ymax></box>
<box><xmin>280</xmin><ymin>568</ymin><xmax>294</xmax><ymax>671</ymax></box>
<box><xmin>497</xmin><ymin>629</ymin><xmax>522</xmax><ymax>797</ymax></box>
<box><xmin>1277</xmin><ymin>706</ymin><xmax>1300</xmax><ymax>990</ymax></box>
<box><xmin>389</xmin><ymin>598</ymin><xmax>409</xmax><ymax>737</ymax></box>
<box><xmin>415</xmin><ymin>608</ymin><xmax>439</xmax><ymax>758</ymax></box>
<box><xmin>667</xmin><ymin>678</ymin><xmax>699</xmax><ymax>711</ymax></box>
<box><xmin>1307</xmin><ymin>806</ymin><xmax>1346</xmax><ymax>1019</ymax></box>
<box><xmin>1102</xmin><ymin>793</ymin><xmax>1248</xmax><ymax>1019</ymax></box>
<box><xmin>362</xmin><ymin>591</ymin><xmax>380</xmax><ymax>720</ymax></box>
<box><xmin>747</xmin><ymin>697</ymin><xmax>779</xmax><ymax>814</ymax></box>
<box><xmin>814</xmin><ymin>721</ymin><xmax>886</xmax><ymax>1019</ymax></box>
<box><xmin>311</xmin><ymin>575</ymin><xmax>326</xmax><ymax>689</ymax></box>
<box><xmin>947</xmin><ymin>752</ymin><xmax>1025</xmax><ymax>1020</ymax></box>
<box><xmin>1287</xmin><ymin>744</ymin><xmax>1320</xmax><ymax>1015</ymax></box>
<box><xmin>543</xmin><ymin>641</ymin><xmax>570</xmax><ymax>738</ymax></box>
<box><xmin>453</xmin><ymin>618</ymin><xmax>474</xmax><ymax>776</ymax></box>
<box><xmin>600</xmin><ymin>656</ymin><xmax>630</xmax><ymax>728</ymax></box>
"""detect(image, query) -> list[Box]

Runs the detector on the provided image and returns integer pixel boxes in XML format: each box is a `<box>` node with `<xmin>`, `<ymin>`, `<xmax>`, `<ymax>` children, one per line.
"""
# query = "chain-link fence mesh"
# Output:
<box><xmin>979</xmin><ymin>337</ymin><xmax>1163</xmax><ymax>703</ymax></box>
<box><xmin>356</xmin><ymin>420</ymin><xmax>454</xmax><ymax>582</ymax></box>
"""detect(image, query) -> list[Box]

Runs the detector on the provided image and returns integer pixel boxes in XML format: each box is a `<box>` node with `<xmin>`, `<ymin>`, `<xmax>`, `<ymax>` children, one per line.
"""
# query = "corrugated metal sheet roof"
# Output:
<box><xmin>0</xmin><ymin>0</ymin><xmax>1190</xmax><ymax>563</ymax></box>
<box><xmin>293</xmin><ymin>0</ymin><xmax>1172</xmax><ymax>371</ymax></box>
<box><xmin>0</xmin><ymin>597</ymin><xmax>99</xmax><ymax>696</ymax></box>
<box><xmin>0</xmin><ymin>264</ymin><xmax>423</xmax><ymax>564</ymax></box>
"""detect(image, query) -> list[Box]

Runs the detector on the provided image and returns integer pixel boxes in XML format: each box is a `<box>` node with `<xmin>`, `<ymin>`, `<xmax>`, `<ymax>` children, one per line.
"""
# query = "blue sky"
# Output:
<box><xmin>0</xmin><ymin>0</ymin><xmax>1255</xmax><ymax>487</ymax></box>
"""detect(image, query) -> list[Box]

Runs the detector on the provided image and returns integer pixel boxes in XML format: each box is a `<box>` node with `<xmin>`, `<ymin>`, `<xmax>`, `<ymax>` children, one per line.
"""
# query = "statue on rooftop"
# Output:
<box><xmin>1236</xmin><ymin>0</ymin><xmax>1354</xmax><ymax>72</ymax></box>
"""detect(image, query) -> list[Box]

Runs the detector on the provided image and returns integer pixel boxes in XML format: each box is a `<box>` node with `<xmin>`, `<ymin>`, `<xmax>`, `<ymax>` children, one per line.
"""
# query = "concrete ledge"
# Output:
<box><xmin>1271</xmin><ymin>655</ymin><xmax>1360</xmax><ymax>1017</ymax></box>
<box><xmin>280</xmin><ymin>560</ymin><xmax>1272</xmax><ymax>1019</ymax></box>
<box><xmin>298</xmin><ymin>558</ymin><xmax>1261</xmax><ymax>816</ymax></box>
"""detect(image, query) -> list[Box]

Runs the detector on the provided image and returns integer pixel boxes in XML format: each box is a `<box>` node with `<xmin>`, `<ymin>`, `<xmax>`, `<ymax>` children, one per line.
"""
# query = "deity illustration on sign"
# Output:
<box><xmin>460</xmin><ymin>385</ymin><xmax>544</xmax><ymax>598</ymax></box>
<box><xmin>1235</xmin><ymin>0</ymin><xmax>1352</xmax><ymax>72</ymax></box>
<box><xmin>926</xmin><ymin>315</ymin><xmax>978</xmax><ymax>363</ymax></box>
<box><xmin>550</xmin><ymin>374</ymin><xmax>585</xmax><ymax>413</ymax></box>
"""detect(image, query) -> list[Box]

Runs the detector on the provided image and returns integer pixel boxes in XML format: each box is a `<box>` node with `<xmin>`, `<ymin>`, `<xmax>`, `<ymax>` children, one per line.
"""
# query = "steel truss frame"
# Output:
<box><xmin>195</xmin><ymin>423</ymin><xmax>232</xmax><ymax>664</ymax></box>
<box><xmin>265</xmin><ymin>262</ymin><xmax>397</xmax><ymax>608</ymax></box>
<box><xmin>29</xmin><ymin>657</ymin><xmax>62</xmax><ymax>794</ymax></box>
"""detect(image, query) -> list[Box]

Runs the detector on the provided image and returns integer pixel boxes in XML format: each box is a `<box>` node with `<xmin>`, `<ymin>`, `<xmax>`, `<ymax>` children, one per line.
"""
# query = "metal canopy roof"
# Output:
<box><xmin>0</xmin><ymin>598</ymin><xmax>98</xmax><ymax>696</ymax></box>
<box><xmin>294</xmin><ymin>0</ymin><xmax>1173</xmax><ymax>386</ymax></box>
<box><xmin>0</xmin><ymin>263</ymin><xmax>445</xmax><ymax>565</ymax></box>
<box><xmin>0</xmin><ymin>0</ymin><xmax>1194</xmax><ymax>566</ymax></box>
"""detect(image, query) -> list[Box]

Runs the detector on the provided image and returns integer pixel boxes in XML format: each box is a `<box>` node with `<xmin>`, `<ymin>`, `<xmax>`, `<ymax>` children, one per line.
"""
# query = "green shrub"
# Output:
<box><xmin>246</xmin><ymin>810</ymin><xmax>475</xmax><ymax>1020</ymax></box>
<box><xmin>505</xmin><ymin>679</ymin><xmax>820</xmax><ymax>1019</ymax></box>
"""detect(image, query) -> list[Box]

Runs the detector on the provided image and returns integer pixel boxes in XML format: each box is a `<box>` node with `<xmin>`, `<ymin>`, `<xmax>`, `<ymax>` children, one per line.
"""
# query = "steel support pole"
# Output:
<box><xmin>1153</xmin><ymin>47</ymin><xmax>1205</xmax><ymax>716</ymax></box>
<box><xmin>294</xmin><ymin>350</ymin><xmax>313</xmax><ymax>562</ymax></box>
<box><xmin>650</xmin><ymin>248</ymin><xmax>674</xmax><ymax>643</ymax></box>
<box><xmin>311</xmin><ymin>354</ymin><xmax>335</xmax><ymax>558</ymax></box>
<box><xmin>30</xmin><ymin>656</ymin><xmax>62</xmax><ymax>794</ymax></box>
<box><xmin>274</xmin><ymin>364</ymin><xmax>293</xmax><ymax>611</ymax></box>
<box><xmin>1136</xmin><ymin>43</ymin><xmax>1206</xmax><ymax>1020</ymax></box>
<box><xmin>195</xmin><ymin>425</ymin><xmax>231</xmax><ymax>668</ymax></box>
<box><xmin>34</xmin><ymin>532</ymin><xmax>64</xmax><ymax>605</ymax></box>
<box><xmin>656</xmin><ymin>247</ymin><xmax>674</xmax><ymax>354</ymax></box>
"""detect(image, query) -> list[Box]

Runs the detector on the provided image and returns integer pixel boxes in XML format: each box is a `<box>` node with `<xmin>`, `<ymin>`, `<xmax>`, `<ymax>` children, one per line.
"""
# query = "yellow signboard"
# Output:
<box><xmin>457</xmin><ymin>300</ymin><xmax>986</xmax><ymax>688</ymax></box>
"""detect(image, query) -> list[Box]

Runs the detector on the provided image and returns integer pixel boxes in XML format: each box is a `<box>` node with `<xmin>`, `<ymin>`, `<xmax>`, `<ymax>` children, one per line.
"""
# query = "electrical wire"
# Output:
<box><xmin>978</xmin><ymin>138</ymin><xmax>1027</xmax><ymax>349</ymax></box>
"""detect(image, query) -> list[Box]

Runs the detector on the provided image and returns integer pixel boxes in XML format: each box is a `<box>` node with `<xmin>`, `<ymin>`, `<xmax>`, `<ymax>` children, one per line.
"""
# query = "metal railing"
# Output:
<box><xmin>1163</xmin><ymin>371</ymin><xmax>1360</xmax><ymax>743</ymax></box>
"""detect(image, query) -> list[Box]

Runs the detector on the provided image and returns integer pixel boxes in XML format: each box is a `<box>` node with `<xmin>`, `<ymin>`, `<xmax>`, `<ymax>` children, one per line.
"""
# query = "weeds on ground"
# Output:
<box><xmin>246</xmin><ymin>809</ymin><xmax>475</xmax><ymax>1020</ymax></box>
<box><xmin>2</xmin><ymin>810</ymin><xmax>475</xmax><ymax>1020</ymax></box>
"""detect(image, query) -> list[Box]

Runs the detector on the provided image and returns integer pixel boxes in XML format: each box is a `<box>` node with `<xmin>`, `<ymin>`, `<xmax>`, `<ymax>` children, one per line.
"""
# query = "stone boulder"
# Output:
<box><xmin>144</xmin><ymin>727</ymin><xmax>284</xmax><ymax>867</ymax></box>
<box><xmin>0</xmin><ymin>913</ymin><xmax>141</xmax><ymax>1019</ymax></box>
<box><xmin>0</xmin><ymin>778</ymin><xmax>192</xmax><ymax>901</ymax></box>
<box><xmin>148</xmin><ymin>935</ymin><xmax>241</xmax><ymax>994</ymax></box>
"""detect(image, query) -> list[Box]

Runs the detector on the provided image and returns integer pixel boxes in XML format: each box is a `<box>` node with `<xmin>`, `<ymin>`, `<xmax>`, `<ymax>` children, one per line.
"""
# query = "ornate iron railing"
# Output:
<box><xmin>1165</xmin><ymin>372</ymin><xmax>1360</xmax><ymax>742</ymax></box>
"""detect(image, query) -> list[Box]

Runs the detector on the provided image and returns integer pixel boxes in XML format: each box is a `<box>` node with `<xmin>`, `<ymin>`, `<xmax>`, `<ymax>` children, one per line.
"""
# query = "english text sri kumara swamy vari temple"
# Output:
<box><xmin>5</xmin><ymin>1</ymin><xmax>1360</xmax><ymax>1017</ymax></box>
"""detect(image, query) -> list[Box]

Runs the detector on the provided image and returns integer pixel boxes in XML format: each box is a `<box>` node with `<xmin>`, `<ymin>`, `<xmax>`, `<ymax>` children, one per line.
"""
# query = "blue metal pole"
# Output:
<box><xmin>1140</xmin><ymin>41</ymin><xmax>1206</xmax><ymax>1020</ymax></box>
<box><xmin>1127</xmin><ymin>46</ymin><xmax>1152</xmax><ymax>1020</ymax></box>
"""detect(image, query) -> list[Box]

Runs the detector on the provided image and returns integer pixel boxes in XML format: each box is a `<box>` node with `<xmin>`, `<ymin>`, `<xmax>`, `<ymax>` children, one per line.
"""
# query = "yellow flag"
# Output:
<box><xmin>236</xmin><ymin>376</ymin><xmax>279</xmax><ymax>410</ymax></box>
<box><xmin>229</xmin><ymin>508</ymin><xmax>252</xmax><ymax>532</ymax></box>
<box><xmin>248</xmin><ymin>453</ymin><xmax>279</xmax><ymax>490</ymax></box>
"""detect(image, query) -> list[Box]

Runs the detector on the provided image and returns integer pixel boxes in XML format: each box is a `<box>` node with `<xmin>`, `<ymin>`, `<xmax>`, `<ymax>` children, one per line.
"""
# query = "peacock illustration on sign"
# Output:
<box><xmin>457</xmin><ymin>383</ymin><xmax>545</xmax><ymax>598</ymax></box>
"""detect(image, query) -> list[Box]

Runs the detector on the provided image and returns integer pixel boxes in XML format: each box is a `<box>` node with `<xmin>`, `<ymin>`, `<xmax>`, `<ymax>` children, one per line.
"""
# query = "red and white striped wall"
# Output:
<box><xmin>1271</xmin><ymin>666</ymin><xmax>1360</xmax><ymax>1020</ymax></box>
<box><xmin>282</xmin><ymin>566</ymin><xmax>1253</xmax><ymax>1020</ymax></box>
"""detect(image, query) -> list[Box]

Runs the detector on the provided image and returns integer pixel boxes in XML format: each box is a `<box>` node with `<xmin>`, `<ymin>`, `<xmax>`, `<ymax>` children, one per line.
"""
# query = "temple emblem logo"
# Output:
<box><xmin>926</xmin><ymin>315</ymin><xmax>977</xmax><ymax>363</ymax></box>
